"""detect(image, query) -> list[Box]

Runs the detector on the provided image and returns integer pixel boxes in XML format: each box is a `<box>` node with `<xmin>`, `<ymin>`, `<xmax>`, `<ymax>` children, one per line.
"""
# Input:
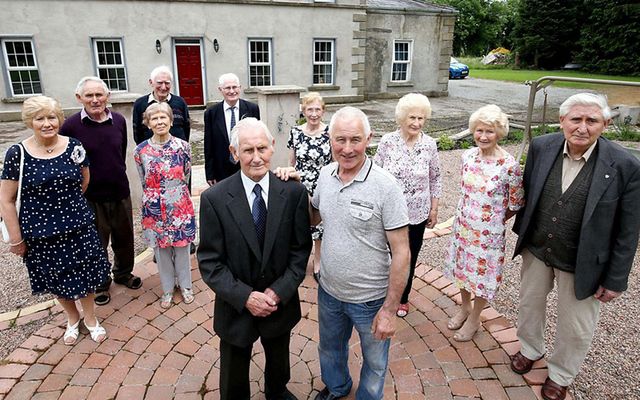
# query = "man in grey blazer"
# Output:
<box><xmin>511</xmin><ymin>93</ymin><xmax>640</xmax><ymax>400</ymax></box>
<box><xmin>198</xmin><ymin>118</ymin><xmax>311</xmax><ymax>400</ymax></box>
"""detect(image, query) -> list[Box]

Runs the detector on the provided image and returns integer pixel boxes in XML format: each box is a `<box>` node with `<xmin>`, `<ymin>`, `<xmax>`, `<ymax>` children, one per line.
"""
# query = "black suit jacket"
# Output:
<box><xmin>197</xmin><ymin>171</ymin><xmax>312</xmax><ymax>347</ymax></box>
<box><xmin>513</xmin><ymin>133</ymin><xmax>640</xmax><ymax>299</ymax></box>
<box><xmin>203</xmin><ymin>99</ymin><xmax>260</xmax><ymax>182</ymax></box>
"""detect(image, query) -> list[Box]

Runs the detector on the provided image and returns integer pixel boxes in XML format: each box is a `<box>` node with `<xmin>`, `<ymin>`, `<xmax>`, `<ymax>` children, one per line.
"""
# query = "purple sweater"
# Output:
<box><xmin>60</xmin><ymin>110</ymin><xmax>130</xmax><ymax>202</ymax></box>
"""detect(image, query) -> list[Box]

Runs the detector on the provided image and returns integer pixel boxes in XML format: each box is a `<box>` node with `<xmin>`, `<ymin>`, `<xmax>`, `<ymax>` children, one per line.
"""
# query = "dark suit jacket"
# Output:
<box><xmin>197</xmin><ymin>171</ymin><xmax>312</xmax><ymax>347</ymax></box>
<box><xmin>203</xmin><ymin>99</ymin><xmax>260</xmax><ymax>182</ymax></box>
<box><xmin>513</xmin><ymin>133</ymin><xmax>640</xmax><ymax>299</ymax></box>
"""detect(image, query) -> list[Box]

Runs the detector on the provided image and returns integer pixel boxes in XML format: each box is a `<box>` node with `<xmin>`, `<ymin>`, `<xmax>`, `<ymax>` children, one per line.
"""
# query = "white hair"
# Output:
<box><xmin>469</xmin><ymin>104</ymin><xmax>510</xmax><ymax>139</ymax></box>
<box><xmin>218</xmin><ymin>73</ymin><xmax>240</xmax><ymax>87</ymax></box>
<box><xmin>328</xmin><ymin>106</ymin><xmax>372</xmax><ymax>139</ymax></box>
<box><xmin>229</xmin><ymin>118</ymin><xmax>274</xmax><ymax>150</ymax></box>
<box><xmin>75</xmin><ymin>76</ymin><xmax>109</xmax><ymax>96</ymax></box>
<box><xmin>559</xmin><ymin>93</ymin><xmax>611</xmax><ymax>120</ymax></box>
<box><xmin>149</xmin><ymin>65</ymin><xmax>173</xmax><ymax>82</ymax></box>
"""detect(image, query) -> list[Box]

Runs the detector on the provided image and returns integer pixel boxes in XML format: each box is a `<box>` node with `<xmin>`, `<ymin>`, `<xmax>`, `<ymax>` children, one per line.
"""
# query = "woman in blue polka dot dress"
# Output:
<box><xmin>0</xmin><ymin>96</ymin><xmax>110</xmax><ymax>345</ymax></box>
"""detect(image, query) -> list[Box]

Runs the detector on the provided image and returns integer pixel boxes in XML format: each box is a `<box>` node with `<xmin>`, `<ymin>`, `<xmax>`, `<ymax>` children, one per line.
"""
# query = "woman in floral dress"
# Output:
<box><xmin>287</xmin><ymin>92</ymin><xmax>332</xmax><ymax>281</ymax></box>
<box><xmin>134</xmin><ymin>102</ymin><xmax>196</xmax><ymax>309</ymax></box>
<box><xmin>0</xmin><ymin>96</ymin><xmax>109</xmax><ymax>345</ymax></box>
<box><xmin>445</xmin><ymin>104</ymin><xmax>524</xmax><ymax>341</ymax></box>
<box><xmin>374</xmin><ymin>93</ymin><xmax>442</xmax><ymax>317</ymax></box>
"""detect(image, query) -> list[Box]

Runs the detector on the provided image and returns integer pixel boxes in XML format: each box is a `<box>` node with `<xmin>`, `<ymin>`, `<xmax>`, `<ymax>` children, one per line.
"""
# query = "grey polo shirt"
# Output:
<box><xmin>312</xmin><ymin>158</ymin><xmax>409</xmax><ymax>303</ymax></box>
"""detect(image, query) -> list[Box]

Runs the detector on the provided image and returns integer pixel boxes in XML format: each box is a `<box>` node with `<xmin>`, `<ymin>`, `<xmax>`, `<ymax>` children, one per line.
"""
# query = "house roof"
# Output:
<box><xmin>366</xmin><ymin>0</ymin><xmax>457</xmax><ymax>14</ymax></box>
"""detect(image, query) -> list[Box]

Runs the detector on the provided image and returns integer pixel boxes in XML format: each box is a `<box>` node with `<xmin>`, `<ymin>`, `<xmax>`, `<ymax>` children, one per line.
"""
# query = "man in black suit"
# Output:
<box><xmin>198</xmin><ymin>118</ymin><xmax>312</xmax><ymax>400</ymax></box>
<box><xmin>203</xmin><ymin>73</ymin><xmax>260</xmax><ymax>186</ymax></box>
<box><xmin>511</xmin><ymin>93</ymin><xmax>640</xmax><ymax>400</ymax></box>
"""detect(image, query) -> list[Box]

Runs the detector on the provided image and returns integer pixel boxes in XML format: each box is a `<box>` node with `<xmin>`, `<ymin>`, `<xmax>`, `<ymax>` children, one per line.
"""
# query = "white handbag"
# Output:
<box><xmin>1</xmin><ymin>143</ymin><xmax>24</xmax><ymax>243</ymax></box>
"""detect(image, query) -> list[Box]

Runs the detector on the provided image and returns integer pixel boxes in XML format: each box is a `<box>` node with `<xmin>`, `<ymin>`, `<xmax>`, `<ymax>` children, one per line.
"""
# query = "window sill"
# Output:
<box><xmin>307</xmin><ymin>85</ymin><xmax>340</xmax><ymax>91</ymax></box>
<box><xmin>387</xmin><ymin>81</ymin><xmax>414</xmax><ymax>87</ymax></box>
<box><xmin>2</xmin><ymin>96</ymin><xmax>38</xmax><ymax>104</ymax></box>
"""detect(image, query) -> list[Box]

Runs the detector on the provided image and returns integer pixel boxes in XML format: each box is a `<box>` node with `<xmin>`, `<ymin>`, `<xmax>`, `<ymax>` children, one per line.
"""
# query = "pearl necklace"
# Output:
<box><xmin>35</xmin><ymin>137</ymin><xmax>58</xmax><ymax>153</ymax></box>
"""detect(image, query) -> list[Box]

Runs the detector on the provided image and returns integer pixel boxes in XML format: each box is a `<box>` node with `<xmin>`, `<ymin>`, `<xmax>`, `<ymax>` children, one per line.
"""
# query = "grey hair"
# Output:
<box><xmin>229</xmin><ymin>117</ymin><xmax>274</xmax><ymax>150</ymax></box>
<box><xmin>559</xmin><ymin>93</ymin><xmax>611</xmax><ymax>120</ymax></box>
<box><xmin>469</xmin><ymin>104</ymin><xmax>510</xmax><ymax>139</ymax></box>
<box><xmin>143</xmin><ymin>102</ymin><xmax>174</xmax><ymax>127</ymax></box>
<box><xmin>149</xmin><ymin>65</ymin><xmax>173</xmax><ymax>82</ymax></box>
<box><xmin>395</xmin><ymin>93</ymin><xmax>432</xmax><ymax>126</ymax></box>
<box><xmin>75</xmin><ymin>76</ymin><xmax>109</xmax><ymax>96</ymax></box>
<box><xmin>218</xmin><ymin>73</ymin><xmax>240</xmax><ymax>87</ymax></box>
<box><xmin>328</xmin><ymin>106</ymin><xmax>372</xmax><ymax>139</ymax></box>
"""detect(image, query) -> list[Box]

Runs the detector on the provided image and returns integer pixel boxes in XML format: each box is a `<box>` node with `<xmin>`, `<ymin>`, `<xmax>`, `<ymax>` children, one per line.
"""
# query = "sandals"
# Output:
<box><xmin>63</xmin><ymin>319</ymin><xmax>80</xmax><ymax>345</ymax></box>
<box><xmin>84</xmin><ymin>318</ymin><xmax>107</xmax><ymax>343</ymax></box>
<box><xmin>114</xmin><ymin>274</ymin><xmax>143</xmax><ymax>289</ymax></box>
<box><xmin>94</xmin><ymin>291</ymin><xmax>111</xmax><ymax>306</ymax></box>
<box><xmin>181</xmin><ymin>288</ymin><xmax>194</xmax><ymax>304</ymax></box>
<box><xmin>396</xmin><ymin>303</ymin><xmax>409</xmax><ymax>318</ymax></box>
<box><xmin>160</xmin><ymin>292</ymin><xmax>173</xmax><ymax>309</ymax></box>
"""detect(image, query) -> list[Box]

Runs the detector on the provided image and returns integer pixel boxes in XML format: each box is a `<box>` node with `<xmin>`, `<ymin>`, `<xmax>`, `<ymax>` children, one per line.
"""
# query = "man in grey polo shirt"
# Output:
<box><xmin>311</xmin><ymin>106</ymin><xmax>410</xmax><ymax>400</ymax></box>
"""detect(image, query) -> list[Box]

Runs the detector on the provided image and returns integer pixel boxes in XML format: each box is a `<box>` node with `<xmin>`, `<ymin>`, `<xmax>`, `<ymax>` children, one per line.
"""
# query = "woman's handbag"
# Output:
<box><xmin>1</xmin><ymin>143</ymin><xmax>24</xmax><ymax>243</ymax></box>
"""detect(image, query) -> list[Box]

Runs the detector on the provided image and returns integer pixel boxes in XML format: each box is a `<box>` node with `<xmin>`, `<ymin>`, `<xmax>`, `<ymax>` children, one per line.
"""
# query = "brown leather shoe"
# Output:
<box><xmin>541</xmin><ymin>377</ymin><xmax>567</xmax><ymax>400</ymax></box>
<box><xmin>510</xmin><ymin>351</ymin><xmax>541</xmax><ymax>374</ymax></box>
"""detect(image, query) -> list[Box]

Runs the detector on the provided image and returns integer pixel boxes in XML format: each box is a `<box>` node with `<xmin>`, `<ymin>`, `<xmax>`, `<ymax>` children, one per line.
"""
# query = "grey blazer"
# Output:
<box><xmin>513</xmin><ymin>133</ymin><xmax>640</xmax><ymax>299</ymax></box>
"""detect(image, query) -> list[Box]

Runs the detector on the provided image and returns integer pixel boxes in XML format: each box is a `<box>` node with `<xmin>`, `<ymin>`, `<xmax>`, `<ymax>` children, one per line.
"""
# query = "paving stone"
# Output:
<box><xmin>0</xmin><ymin>378</ymin><xmax>16</xmax><ymax>395</ymax></box>
<box><xmin>492</xmin><ymin>327</ymin><xmax>518</xmax><ymax>344</ymax></box>
<box><xmin>137</xmin><ymin>304</ymin><xmax>161</xmax><ymax>321</ymax></box>
<box><xmin>122</xmin><ymin>367</ymin><xmax>153</xmax><ymax>386</ymax></box>
<box><xmin>395</xmin><ymin>373</ymin><xmax>423</xmax><ymax>394</ymax></box>
<box><xmin>403</xmin><ymin>337</ymin><xmax>429</xmax><ymax>357</ymax></box>
<box><xmin>186</xmin><ymin>325</ymin><xmax>213</xmax><ymax>345</ymax></box>
<box><xmin>86</xmin><ymin>381</ymin><xmax>119</xmax><ymax>400</ymax></box>
<box><xmin>415</xmin><ymin>320</ymin><xmax>439</xmax><ymax>337</ymax></box>
<box><xmin>37</xmin><ymin>344</ymin><xmax>71</xmax><ymax>365</ymax></box>
<box><xmin>183</xmin><ymin>357</ymin><xmax>212</xmax><ymax>378</ymax></box>
<box><xmin>108</xmin><ymin>326</ymin><xmax>137</xmax><ymax>342</ymax></box>
<box><xmin>505</xmin><ymin>386</ymin><xmax>538</xmax><ymax>400</ymax></box>
<box><xmin>147</xmin><ymin>338</ymin><xmax>173</xmax><ymax>355</ymax></box>
<box><xmin>483</xmin><ymin>348</ymin><xmax>511</xmax><ymax>364</ymax></box>
<box><xmin>469</xmin><ymin>367</ymin><xmax>497</xmax><ymax>380</ymax></box>
<box><xmin>19</xmin><ymin>336</ymin><xmax>55</xmax><ymax>352</ymax></box>
<box><xmin>5</xmin><ymin>381</ymin><xmax>40</xmax><ymax>400</ymax></box>
<box><xmin>97</xmin><ymin>365</ymin><xmax>129</xmax><ymax>385</ymax></box>
<box><xmin>34</xmin><ymin>324</ymin><xmax>64</xmax><ymax>340</ymax></box>
<box><xmin>472</xmin><ymin>330</ymin><xmax>500</xmax><ymax>351</ymax></box>
<box><xmin>174</xmin><ymin>316</ymin><xmax>198</xmax><ymax>335</ymax></box>
<box><xmin>145</xmin><ymin>385</ymin><xmax>176</xmax><ymax>400</ymax></box>
<box><xmin>115</xmin><ymin>385</ymin><xmax>147</xmax><ymax>399</ymax></box>
<box><xmin>82</xmin><ymin>353</ymin><xmax>112</xmax><ymax>369</ymax></box>
<box><xmin>483</xmin><ymin>316</ymin><xmax>512</xmax><ymax>333</ymax></box>
<box><xmin>412</xmin><ymin>351</ymin><xmax>440</xmax><ymax>370</ymax></box>
<box><xmin>420</xmin><ymin>285</ymin><xmax>445</xmax><ymax>301</ymax></box>
<box><xmin>424</xmin><ymin>333</ymin><xmax>450</xmax><ymax>351</ymax></box>
<box><xmin>449</xmin><ymin>378</ymin><xmax>479</xmax><ymax>397</ymax></box>
<box><xmin>110</xmin><ymin>350</ymin><xmax>139</xmax><ymax>368</ymax></box>
<box><xmin>150</xmin><ymin>367</ymin><xmax>181</xmax><ymax>385</ymax></box>
<box><xmin>121</xmin><ymin>336</ymin><xmax>151</xmax><ymax>355</ymax></box>
<box><xmin>159</xmin><ymin>325</ymin><xmax>186</xmax><ymax>344</ymax></box>
<box><xmin>38</xmin><ymin>373</ymin><xmax>71</xmax><ymax>392</ymax></box>
<box><xmin>493</xmin><ymin>364</ymin><xmax>527</xmax><ymax>387</ymax></box>
<box><xmin>186</xmin><ymin>307</ymin><xmax>209</xmax><ymax>325</ymax></box>
<box><xmin>70</xmin><ymin>368</ymin><xmax>101</xmax><ymax>386</ymax></box>
<box><xmin>52</xmin><ymin>352</ymin><xmax>88</xmax><ymax>375</ymax></box>
<box><xmin>31</xmin><ymin>391</ymin><xmax>62</xmax><ymax>400</ymax></box>
<box><xmin>457</xmin><ymin>346</ymin><xmax>488</xmax><ymax>369</ymax></box>
<box><xmin>0</xmin><ymin>364</ymin><xmax>28</xmax><ymax>379</ymax></box>
<box><xmin>16</xmin><ymin>310</ymin><xmax>49</xmax><ymax>326</ymax></box>
<box><xmin>523</xmin><ymin>368</ymin><xmax>548</xmax><ymax>385</ymax></box>
<box><xmin>22</xmin><ymin>364</ymin><xmax>53</xmax><ymax>381</ymax></box>
<box><xmin>475</xmin><ymin>379</ymin><xmax>509</xmax><ymax>400</ymax></box>
<box><xmin>424</xmin><ymin>385</ymin><xmax>453</xmax><ymax>400</ymax></box>
<box><xmin>434</xmin><ymin>347</ymin><xmax>462</xmax><ymax>363</ymax></box>
<box><xmin>433</xmin><ymin>295</ymin><xmax>456</xmax><ymax>309</ymax></box>
<box><xmin>161</xmin><ymin>351</ymin><xmax>190</xmax><ymax>371</ymax></box>
<box><xmin>135</xmin><ymin>324</ymin><xmax>162</xmax><ymax>341</ymax></box>
<box><xmin>59</xmin><ymin>385</ymin><xmax>91</xmax><ymax>399</ymax></box>
<box><xmin>423</xmin><ymin>269</ymin><xmax>443</xmax><ymax>284</ymax></box>
<box><xmin>95</xmin><ymin>339</ymin><xmax>126</xmax><ymax>356</ymax></box>
<box><xmin>441</xmin><ymin>362</ymin><xmax>471</xmax><ymax>380</ymax></box>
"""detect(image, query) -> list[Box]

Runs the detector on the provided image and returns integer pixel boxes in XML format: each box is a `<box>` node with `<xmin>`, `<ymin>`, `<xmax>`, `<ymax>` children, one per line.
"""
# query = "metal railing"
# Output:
<box><xmin>518</xmin><ymin>76</ymin><xmax>640</xmax><ymax>161</ymax></box>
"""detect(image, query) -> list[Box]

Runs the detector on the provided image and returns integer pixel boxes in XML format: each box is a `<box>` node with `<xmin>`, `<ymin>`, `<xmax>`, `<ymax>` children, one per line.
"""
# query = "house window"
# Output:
<box><xmin>248</xmin><ymin>39</ymin><xmax>272</xmax><ymax>87</ymax></box>
<box><xmin>313</xmin><ymin>39</ymin><xmax>334</xmax><ymax>85</ymax></box>
<box><xmin>391</xmin><ymin>40</ymin><xmax>412</xmax><ymax>82</ymax></box>
<box><xmin>1</xmin><ymin>39</ymin><xmax>41</xmax><ymax>96</ymax></box>
<box><xmin>92</xmin><ymin>38</ymin><xmax>127</xmax><ymax>91</ymax></box>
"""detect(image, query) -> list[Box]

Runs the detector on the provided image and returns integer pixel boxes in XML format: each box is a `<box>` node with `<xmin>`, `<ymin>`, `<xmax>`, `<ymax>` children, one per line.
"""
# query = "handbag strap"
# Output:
<box><xmin>16</xmin><ymin>143</ymin><xmax>24</xmax><ymax>210</ymax></box>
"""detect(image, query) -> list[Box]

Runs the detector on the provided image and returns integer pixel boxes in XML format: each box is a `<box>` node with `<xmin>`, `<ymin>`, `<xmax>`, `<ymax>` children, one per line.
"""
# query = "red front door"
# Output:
<box><xmin>175</xmin><ymin>44</ymin><xmax>204</xmax><ymax>105</ymax></box>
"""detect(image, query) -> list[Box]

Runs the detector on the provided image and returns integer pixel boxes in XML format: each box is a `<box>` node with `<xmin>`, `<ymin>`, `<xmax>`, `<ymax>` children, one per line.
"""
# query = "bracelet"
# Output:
<box><xmin>9</xmin><ymin>238</ymin><xmax>24</xmax><ymax>247</ymax></box>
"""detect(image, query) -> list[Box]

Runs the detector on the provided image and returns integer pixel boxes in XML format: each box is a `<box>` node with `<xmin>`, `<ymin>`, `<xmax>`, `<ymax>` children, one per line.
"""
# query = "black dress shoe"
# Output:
<box><xmin>315</xmin><ymin>387</ymin><xmax>344</xmax><ymax>400</ymax></box>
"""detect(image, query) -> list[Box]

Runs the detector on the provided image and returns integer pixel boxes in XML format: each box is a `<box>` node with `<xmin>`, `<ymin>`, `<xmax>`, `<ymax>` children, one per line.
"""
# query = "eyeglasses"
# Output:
<box><xmin>222</xmin><ymin>85</ymin><xmax>240</xmax><ymax>92</ymax></box>
<box><xmin>155</xmin><ymin>81</ymin><xmax>171</xmax><ymax>87</ymax></box>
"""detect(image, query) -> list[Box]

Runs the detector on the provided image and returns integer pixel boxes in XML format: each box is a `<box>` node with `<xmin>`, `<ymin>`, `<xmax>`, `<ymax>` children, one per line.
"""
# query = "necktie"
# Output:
<box><xmin>229</xmin><ymin>106</ymin><xmax>238</xmax><ymax>164</ymax></box>
<box><xmin>252</xmin><ymin>184</ymin><xmax>267</xmax><ymax>246</ymax></box>
<box><xmin>229</xmin><ymin>106</ymin><xmax>237</xmax><ymax>131</ymax></box>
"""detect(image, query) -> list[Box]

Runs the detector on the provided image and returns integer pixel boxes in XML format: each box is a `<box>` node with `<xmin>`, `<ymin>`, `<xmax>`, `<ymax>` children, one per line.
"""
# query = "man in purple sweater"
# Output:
<box><xmin>60</xmin><ymin>76</ymin><xmax>141</xmax><ymax>306</ymax></box>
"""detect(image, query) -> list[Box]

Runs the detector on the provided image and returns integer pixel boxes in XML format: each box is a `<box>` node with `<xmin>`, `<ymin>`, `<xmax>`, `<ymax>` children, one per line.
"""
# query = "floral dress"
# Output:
<box><xmin>445</xmin><ymin>147</ymin><xmax>524</xmax><ymax>299</ymax></box>
<box><xmin>1</xmin><ymin>138</ymin><xmax>109</xmax><ymax>299</ymax></box>
<box><xmin>287</xmin><ymin>125</ymin><xmax>331</xmax><ymax>239</ymax></box>
<box><xmin>134</xmin><ymin>137</ymin><xmax>196</xmax><ymax>248</ymax></box>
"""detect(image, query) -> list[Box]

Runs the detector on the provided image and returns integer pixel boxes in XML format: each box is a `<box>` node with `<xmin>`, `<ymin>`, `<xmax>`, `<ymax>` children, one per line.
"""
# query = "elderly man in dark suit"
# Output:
<box><xmin>511</xmin><ymin>93</ymin><xmax>640</xmax><ymax>400</ymax></box>
<box><xmin>203</xmin><ymin>73</ymin><xmax>260</xmax><ymax>186</ymax></box>
<box><xmin>198</xmin><ymin>118</ymin><xmax>311</xmax><ymax>400</ymax></box>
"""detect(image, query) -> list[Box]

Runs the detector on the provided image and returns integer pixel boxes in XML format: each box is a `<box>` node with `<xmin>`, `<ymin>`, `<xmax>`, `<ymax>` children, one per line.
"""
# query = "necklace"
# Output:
<box><xmin>34</xmin><ymin>137</ymin><xmax>58</xmax><ymax>153</ymax></box>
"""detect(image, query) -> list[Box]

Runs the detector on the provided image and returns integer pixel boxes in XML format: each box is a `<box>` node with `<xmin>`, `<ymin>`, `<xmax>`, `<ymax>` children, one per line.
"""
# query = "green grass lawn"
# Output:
<box><xmin>456</xmin><ymin>57</ymin><xmax>640</xmax><ymax>89</ymax></box>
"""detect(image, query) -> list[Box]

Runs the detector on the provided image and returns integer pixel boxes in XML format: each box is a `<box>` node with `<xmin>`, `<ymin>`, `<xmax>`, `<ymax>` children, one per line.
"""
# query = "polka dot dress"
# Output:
<box><xmin>1</xmin><ymin>138</ymin><xmax>109</xmax><ymax>300</ymax></box>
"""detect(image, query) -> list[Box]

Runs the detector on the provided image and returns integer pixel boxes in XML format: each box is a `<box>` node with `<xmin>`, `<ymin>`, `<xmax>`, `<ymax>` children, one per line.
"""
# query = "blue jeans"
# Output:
<box><xmin>317</xmin><ymin>285</ymin><xmax>390</xmax><ymax>400</ymax></box>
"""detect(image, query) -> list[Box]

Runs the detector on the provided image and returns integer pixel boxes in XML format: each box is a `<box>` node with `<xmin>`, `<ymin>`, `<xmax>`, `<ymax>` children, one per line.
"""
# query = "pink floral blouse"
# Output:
<box><xmin>373</xmin><ymin>130</ymin><xmax>442</xmax><ymax>225</ymax></box>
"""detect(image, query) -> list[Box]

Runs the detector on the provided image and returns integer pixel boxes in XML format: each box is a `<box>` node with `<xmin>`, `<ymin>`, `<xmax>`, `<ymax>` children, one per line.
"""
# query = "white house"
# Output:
<box><xmin>0</xmin><ymin>0</ymin><xmax>456</xmax><ymax>119</ymax></box>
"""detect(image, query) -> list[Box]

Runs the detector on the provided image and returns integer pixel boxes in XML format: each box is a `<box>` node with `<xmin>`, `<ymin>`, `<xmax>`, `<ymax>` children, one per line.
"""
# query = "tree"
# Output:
<box><xmin>429</xmin><ymin>0</ymin><xmax>518</xmax><ymax>56</ymax></box>
<box><xmin>577</xmin><ymin>1</ymin><xmax>640</xmax><ymax>76</ymax></box>
<box><xmin>513</xmin><ymin>0</ymin><xmax>584</xmax><ymax>69</ymax></box>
